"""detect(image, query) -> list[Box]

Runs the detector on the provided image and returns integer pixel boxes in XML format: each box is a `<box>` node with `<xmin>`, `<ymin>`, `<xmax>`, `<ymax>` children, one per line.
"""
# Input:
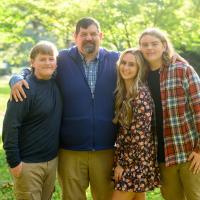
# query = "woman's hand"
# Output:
<box><xmin>114</xmin><ymin>165</ymin><xmax>124</xmax><ymax>182</ymax></box>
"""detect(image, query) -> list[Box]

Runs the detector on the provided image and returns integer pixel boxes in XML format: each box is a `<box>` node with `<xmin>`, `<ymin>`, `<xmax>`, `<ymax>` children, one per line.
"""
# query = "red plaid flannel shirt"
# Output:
<box><xmin>160</xmin><ymin>62</ymin><xmax>200</xmax><ymax>166</ymax></box>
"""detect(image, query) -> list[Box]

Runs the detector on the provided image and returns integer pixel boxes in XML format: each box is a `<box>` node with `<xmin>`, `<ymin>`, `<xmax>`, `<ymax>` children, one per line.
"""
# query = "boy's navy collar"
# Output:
<box><xmin>29</xmin><ymin>73</ymin><xmax>52</xmax><ymax>83</ymax></box>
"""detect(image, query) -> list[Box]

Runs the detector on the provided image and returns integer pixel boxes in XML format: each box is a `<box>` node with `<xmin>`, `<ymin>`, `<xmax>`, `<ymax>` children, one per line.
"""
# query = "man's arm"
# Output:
<box><xmin>171</xmin><ymin>53</ymin><xmax>189</xmax><ymax>64</ymax></box>
<box><xmin>9</xmin><ymin>68</ymin><xmax>31</xmax><ymax>102</ymax></box>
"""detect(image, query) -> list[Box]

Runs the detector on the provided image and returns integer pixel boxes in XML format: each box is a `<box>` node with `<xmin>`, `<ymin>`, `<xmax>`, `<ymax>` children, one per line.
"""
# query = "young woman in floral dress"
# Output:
<box><xmin>112</xmin><ymin>48</ymin><xmax>160</xmax><ymax>200</ymax></box>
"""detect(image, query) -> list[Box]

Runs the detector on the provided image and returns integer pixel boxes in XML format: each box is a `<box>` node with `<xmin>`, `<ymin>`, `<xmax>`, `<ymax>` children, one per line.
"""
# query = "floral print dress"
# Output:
<box><xmin>114</xmin><ymin>85</ymin><xmax>160</xmax><ymax>192</ymax></box>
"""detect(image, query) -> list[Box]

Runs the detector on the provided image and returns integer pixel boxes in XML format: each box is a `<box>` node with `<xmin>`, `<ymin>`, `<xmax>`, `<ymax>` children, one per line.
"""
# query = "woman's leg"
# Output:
<box><xmin>134</xmin><ymin>192</ymin><xmax>146</xmax><ymax>200</ymax></box>
<box><xmin>112</xmin><ymin>190</ymin><xmax>145</xmax><ymax>200</ymax></box>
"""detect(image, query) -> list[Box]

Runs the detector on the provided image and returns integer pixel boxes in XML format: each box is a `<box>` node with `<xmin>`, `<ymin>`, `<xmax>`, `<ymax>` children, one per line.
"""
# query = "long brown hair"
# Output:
<box><xmin>113</xmin><ymin>48</ymin><xmax>147</xmax><ymax>126</ymax></box>
<box><xmin>139</xmin><ymin>28</ymin><xmax>174</xmax><ymax>67</ymax></box>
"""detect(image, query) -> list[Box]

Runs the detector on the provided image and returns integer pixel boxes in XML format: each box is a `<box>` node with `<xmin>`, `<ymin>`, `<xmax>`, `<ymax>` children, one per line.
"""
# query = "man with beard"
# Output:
<box><xmin>9</xmin><ymin>17</ymin><xmax>119</xmax><ymax>200</ymax></box>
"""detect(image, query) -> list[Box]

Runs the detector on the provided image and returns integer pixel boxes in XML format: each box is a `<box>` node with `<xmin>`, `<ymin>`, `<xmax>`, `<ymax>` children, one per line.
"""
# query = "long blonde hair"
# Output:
<box><xmin>139</xmin><ymin>28</ymin><xmax>174</xmax><ymax>67</ymax></box>
<box><xmin>113</xmin><ymin>48</ymin><xmax>147</xmax><ymax>126</ymax></box>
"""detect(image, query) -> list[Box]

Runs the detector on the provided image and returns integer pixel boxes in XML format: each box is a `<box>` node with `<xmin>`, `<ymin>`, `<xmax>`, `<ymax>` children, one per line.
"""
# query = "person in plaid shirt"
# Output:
<box><xmin>139</xmin><ymin>28</ymin><xmax>200</xmax><ymax>200</ymax></box>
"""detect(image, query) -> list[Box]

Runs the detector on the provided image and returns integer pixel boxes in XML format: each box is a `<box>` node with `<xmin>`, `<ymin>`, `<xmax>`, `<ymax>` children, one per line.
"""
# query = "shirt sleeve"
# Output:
<box><xmin>2</xmin><ymin>95</ymin><xmax>31</xmax><ymax>168</ymax></box>
<box><xmin>9</xmin><ymin>67</ymin><xmax>31</xmax><ymax>87</ymax></box>
<box><xmin>185</xmin><ymin>65</ymin><xmax>200</xmax><ymax>152</ymax></box>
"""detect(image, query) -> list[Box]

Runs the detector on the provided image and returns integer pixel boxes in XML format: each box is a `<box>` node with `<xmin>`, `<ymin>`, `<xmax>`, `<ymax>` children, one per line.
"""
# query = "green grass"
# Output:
<box><xmin>0</xmin><ymin>75</ymin><xmax>163</xmax><ymax>199</ymax></box>
<box><xmin>0</xmin><ymin>76</ymin><xmax>14</xmax><ymax>199</ymax></box>
<box><xmin>0</xmin><ymin>76</ymin><xmax>10</xmax><ymax>134</ymax></box>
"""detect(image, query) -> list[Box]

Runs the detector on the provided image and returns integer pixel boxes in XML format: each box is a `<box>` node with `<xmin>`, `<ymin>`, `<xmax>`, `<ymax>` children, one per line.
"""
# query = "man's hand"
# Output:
<box><xmin>10</xmin><ymin>80</ymin><xmax>29</xmax><ymax>102</ymax></box>
<box><xmin>114</xmin><ymin>165</ymin><xmax>124</xmax><ymax>182</ymax></box>
<box><xmin>171</xmin><ymin>53</ymin><xmax>189</xmax><ymax>64</ymax></box>
<box><xmin>10</xmin><ymin>162</ymin><xmax>23</xmax><ymax>178</ymax></box>
<box><xmin>188</xmin><ymin>151</ymin><xmax>200</xmax><ymax>174</ymax></box>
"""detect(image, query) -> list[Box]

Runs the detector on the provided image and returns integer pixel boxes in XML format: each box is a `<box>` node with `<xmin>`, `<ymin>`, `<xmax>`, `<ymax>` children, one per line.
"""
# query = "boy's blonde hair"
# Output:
<box><xmin>30</xmin><ymin>41</ymin><xmax>58</xmax><ymax>60</ymax></box>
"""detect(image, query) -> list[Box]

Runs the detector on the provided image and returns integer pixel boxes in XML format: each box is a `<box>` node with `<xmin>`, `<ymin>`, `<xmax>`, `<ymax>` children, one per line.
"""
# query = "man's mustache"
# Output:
<box><xmin>83</xmin><ymin>41</ymin><xmax>95</xmax><ymax>45</ymax></box>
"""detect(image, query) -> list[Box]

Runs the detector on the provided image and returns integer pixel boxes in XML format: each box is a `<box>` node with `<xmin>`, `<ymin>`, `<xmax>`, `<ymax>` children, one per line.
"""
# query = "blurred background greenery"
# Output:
<box><xmin>0</xmin><ymin>0</ymin><xmax>200</xmax><ymax>75</ymax></box>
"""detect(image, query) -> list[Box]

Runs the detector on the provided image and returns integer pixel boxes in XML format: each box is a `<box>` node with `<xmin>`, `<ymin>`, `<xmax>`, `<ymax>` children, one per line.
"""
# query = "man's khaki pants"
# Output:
<box><xmin>58</xmin><ymin>149</ymin><xmax>114</xmax><ymax>200</ymax></box>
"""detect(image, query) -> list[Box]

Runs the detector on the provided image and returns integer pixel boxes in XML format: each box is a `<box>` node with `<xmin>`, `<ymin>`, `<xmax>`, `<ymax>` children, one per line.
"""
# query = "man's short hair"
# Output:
<box><xmin>75</xmin><ymin>17</ymin><xmax>101</xmax><ymax>35</ymax></box>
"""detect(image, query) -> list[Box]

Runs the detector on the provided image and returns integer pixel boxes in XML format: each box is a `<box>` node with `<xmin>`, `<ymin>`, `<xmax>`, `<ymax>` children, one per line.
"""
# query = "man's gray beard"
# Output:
<box><xmin>83</xmin><ymin>43</ymin><xmax>96</xmax><ymax>54</ymax></box>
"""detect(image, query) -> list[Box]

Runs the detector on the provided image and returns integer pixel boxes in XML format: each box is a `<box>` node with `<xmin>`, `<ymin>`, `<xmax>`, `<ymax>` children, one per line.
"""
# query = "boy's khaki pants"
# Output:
<box><xmin>159</xmin><ymin>162</ymin><xmax>200</xmax><ymax>200</ymax></box>
<box><xmin>12</xmin><ymin>157</ymin><xmax>57</xmax><ymax>200</ymax></box>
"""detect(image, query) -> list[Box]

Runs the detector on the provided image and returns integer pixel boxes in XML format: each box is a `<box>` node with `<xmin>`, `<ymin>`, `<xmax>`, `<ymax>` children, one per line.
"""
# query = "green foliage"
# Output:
<box><xmin>0</xmin><ymin>76</ymin><xmax>10</xmax><ymax>134</ymax></box>
<box><xmin>0</xmin><ymin>0</ymin><xmax>200</xmax><ymax>67</ymax></box>
<box><xmin>0</xmin><ymin>140</ymin><xmax>15</xmax><ymax>200</ymax></box>
<box><xmin>181</xmin><ymin>51</ymin><xmax>200</xmax><ymax>75</ymax></box>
